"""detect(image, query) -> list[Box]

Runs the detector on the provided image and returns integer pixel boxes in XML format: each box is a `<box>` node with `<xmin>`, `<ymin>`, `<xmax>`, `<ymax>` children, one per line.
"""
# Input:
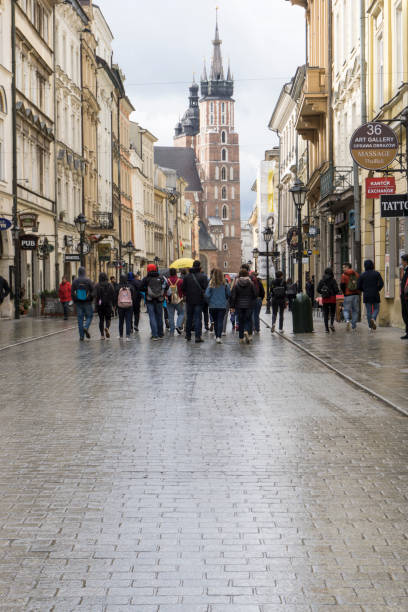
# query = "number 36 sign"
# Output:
<box><xmin>350</xmin><ymin>122</ymin><xmax>399</xmax><ymax>171</ymax></box>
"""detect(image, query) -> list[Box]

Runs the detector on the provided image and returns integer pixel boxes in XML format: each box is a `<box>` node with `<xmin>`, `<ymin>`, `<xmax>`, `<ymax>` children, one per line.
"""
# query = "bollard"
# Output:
<box><xmin>292</xmin><ymin>292</ymin><xmax>314</xmax><ymax>333</ymax></box>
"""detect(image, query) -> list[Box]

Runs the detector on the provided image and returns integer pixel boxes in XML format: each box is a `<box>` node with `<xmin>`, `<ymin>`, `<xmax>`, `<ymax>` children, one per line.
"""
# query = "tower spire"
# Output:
<box><xmin>210</xmin><ymin>7</ymin><xmax>224</xmax><ymax>81</ymax></box>
<box><xmin>201</xmin><ymin>58</ymin><xmax>208</xmax><ymax>81</ymax></box>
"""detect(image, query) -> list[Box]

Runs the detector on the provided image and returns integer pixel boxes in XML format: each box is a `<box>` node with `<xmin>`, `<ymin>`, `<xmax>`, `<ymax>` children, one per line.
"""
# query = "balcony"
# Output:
<box><xmin>295</xmin><ymin>67</ymin><xmax>328</xmax><ymax>142</ymax></box>
<box><xmin>92</xmin><ymin>212</ymin><xmax>114</xmax><ymax>230</ymax></box>
<box><xmin>320</xmin><ymin>166</ymin><xmax>353</xmax><ymax>200</ymax></box>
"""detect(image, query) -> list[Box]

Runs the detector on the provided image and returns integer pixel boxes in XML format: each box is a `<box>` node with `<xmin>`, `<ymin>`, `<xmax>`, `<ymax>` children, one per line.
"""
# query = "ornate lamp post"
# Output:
<box><xmin>74</xmin><ymin>213</ymin><xmax>87</xmax><ymax>267</ymax></box>
<box><xmin>289</xmin><ymin>178</ymin><xmax>308</xmax><ymax>292</ymax></box>
<box><xmin>262</xmin><ymin>227</ymin><xmax>273</xmax><ymax>313</ymax></box>
<box><xmin>125</xmin><ymin>240</ymin><xmax>134</xmax><ymax>272</ymax></box>
<box><xmin>252</xmin><ymin>248</ymin><xmax>259</xmax><ymax>274</ymax></box>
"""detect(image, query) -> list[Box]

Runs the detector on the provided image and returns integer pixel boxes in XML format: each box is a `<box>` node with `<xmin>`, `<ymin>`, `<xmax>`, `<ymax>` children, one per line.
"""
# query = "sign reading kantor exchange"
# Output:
<box><xmin>380</xmin><ymin>194</ymin><xmax>408</xmax><ymax>218</ymax></box>
<box><xmin>350</xmin><ymin>122</ymin><xmax>399</xmax><ymax>170</ymax></box>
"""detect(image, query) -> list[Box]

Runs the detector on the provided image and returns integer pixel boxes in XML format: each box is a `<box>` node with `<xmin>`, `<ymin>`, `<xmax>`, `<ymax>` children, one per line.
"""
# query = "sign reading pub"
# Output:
<box><xmin>380</xmin><ymin>194</ymin><xmax>408</xmax><ymax>218</ymax></box>
<box><xmin>350</xmin><ymin>122</ymin><xmax>399</xmax><ymax>170</ymax></box>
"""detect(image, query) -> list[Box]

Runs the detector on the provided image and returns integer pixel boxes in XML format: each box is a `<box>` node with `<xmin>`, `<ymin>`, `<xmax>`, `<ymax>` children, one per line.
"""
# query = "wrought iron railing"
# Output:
<box><xmin>320</xmin><ymin>166</ymin><xmax>353</xmax><ymax>199</ymax></box>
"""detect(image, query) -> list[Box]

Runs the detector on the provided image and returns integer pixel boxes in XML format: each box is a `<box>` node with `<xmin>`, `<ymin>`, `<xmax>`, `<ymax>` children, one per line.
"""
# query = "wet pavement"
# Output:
<box><xmin>0</xmin><ymin>317</ymin><xmax>74</xmax><ymax>350</ymax></box>
<box><xmin>0</xmin><ymin>313</ymin><xmax>408</xmax><ymax>611</ymax></box>
<box><xmin>262</xmin><ymin>312</ymin><xmax>408</xmax><ymax>414</ymax></box>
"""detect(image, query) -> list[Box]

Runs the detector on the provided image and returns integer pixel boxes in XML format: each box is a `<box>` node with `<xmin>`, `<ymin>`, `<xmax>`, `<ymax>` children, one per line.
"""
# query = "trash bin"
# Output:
<box><xmin>292</xmin><ymin>292</ymin><xmax>314</xmax><ymax>333</ymax></box>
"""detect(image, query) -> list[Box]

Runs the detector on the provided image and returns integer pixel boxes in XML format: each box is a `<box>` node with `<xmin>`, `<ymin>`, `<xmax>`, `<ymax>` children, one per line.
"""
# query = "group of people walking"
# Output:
<box><xmin>65</xmin><ymin>253</ymin><xmax>408</xmax><ymax>343</ymax></box>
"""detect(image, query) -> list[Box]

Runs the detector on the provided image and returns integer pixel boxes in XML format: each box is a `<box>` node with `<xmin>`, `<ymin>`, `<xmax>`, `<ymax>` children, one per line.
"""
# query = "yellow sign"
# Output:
<box><xmin>267</xmin><ymin>170</ymin><xmax>274</xmax><ymax>213</ymax></box>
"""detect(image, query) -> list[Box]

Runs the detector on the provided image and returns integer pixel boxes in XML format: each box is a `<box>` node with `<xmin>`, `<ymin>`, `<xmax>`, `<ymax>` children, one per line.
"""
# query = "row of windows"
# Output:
<box><xmin>215</xmin><ymin>166</ymin><xmax>234</xmax><ymax>181</ymax></box>
<box><xmin>16</xmin><ymin>51</ymin><xmax>51</xmax><ymax>115</ymax></box>
<box><xmin>18</xmin><ymin>0</ymin><xmax>51</xmax><ymax>45</ymax></box>
<box><xmin>213</xmin><ymin>186</ymin><xmax>235</xmax><ymax>200</ymax></box>
<box><xmin>209</xmin><ymin>101</ymin><xmax>232</xmax><ymax>127</ymax></box>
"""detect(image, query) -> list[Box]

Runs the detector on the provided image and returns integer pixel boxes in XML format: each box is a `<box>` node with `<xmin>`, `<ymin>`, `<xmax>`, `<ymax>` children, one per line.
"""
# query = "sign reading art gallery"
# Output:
<box><xmin>350</xmin><ymin>122</ymin><xmax>399</xmax><ymax>170</ymax></box>
<box><xmin>380</xmin><ymin>194</ymin><xmax>408</xmax><ymax>218</ymax></box>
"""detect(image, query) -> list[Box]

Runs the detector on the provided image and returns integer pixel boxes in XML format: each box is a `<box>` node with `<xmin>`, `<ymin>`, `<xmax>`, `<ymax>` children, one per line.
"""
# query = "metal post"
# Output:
<box><xmin>297</xmin><ymin>205</ymin><xmax>303</xmax><ymax>293</ymax></box>
<box><xmin>11</xmin><ymin>0</ymin><xmax>20</xmax><ymax>319</ymax></box>
<box><xmin>79</xmin><ymin>231</ymin><xmax>84</xmax><ymax>268</ymax></box>
<box><xmin>117</xmin><ymin>96</ymin><xmax>122</xmax><ymax>264</ymax></box>
<box><xmin>265</xmin><ymin>241</ymin><xmax>271</xmax><ymax>314</ymax></box>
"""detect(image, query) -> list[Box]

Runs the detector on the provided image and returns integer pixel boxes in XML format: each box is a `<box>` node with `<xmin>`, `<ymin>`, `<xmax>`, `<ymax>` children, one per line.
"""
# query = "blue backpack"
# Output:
<box><xmin>76</xmin><ymin>282</ymin><xmax>88</xmax><ymax>301</ymax></box>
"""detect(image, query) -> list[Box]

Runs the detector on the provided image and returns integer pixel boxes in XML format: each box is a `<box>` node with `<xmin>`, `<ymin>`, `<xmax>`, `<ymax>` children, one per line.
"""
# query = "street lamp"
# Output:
<box><xmin>125</xmin><ymin>240</ymin><xmax>134</xmax><ymax>272</ymax></box>
<box><xmin>289</xmin><ymin>178</ymin><xmax>308</xmax><ymax>293</ymax></box>
<box><xmin>263</xmin><ymin>226</ymin><xmax>273</xmax><ymax>314</ymax></box>
<box><xmin>252</xmin><ymin>247</ymin><xmax>259</xmax><ymax>274</ymax></box>
<box><xmin>154</xmin><ymin>255</ymin><xmax>160</xmax><ymax>270</ymax></box>
<box><xmin>74</xmin><ymin>213</ymin><xmax>87</xmax><ymax>267</ymax></box>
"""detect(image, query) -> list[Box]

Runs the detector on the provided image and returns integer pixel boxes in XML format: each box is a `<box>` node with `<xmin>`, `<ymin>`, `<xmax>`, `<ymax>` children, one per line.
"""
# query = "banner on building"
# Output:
<box><xmin>380</xmin><ymin>194</ymin><xmax>408</xmax><ymax>217</ymax></box>
<box><xmin>267</xmin><ymin>170</ymin><xmax>274</xmax><ymax>213</ymax></box>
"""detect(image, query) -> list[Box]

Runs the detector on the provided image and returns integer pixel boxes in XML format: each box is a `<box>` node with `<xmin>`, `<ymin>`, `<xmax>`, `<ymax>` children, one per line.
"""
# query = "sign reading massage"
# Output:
<box><xmin>380</xmin><ymin>194</ymin><xmax>408</xmax><ymax>218</ymax></box>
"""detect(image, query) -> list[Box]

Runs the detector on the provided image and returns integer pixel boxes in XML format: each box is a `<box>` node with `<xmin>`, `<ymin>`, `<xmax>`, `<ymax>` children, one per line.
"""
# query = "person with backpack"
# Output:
<box><xmin>182</xmin><ymin>260</ymin><xmax>208</xmax><ymax>343</ymax></box>
<box><xmin>71</xmin><ymin>267</ymin><xmax>94</xmax><ymax>341</ymax></box>
<box><xmin>115</xmin><ymin>274</ymin><xmax>135</xmax><ymax>340</ymax></box>
<box><xmin>95</xmin><ymin>272</ymin><xmax>115</xmax><ymax>339</ymax></box>
<box><xmin>205</xmin><ymin>268</ymin><xmax>231</xmax><ymax>344</ymax></box>
<box><xmin>400</xmin><ymin>254</ymin><xmax>408</xmax><ymax>339</ymax></box>
<box><xmin>286</xmin><ymin>278</ymin><xmax>297</xmax><ymax>311</ymax></box>
<box><xmin>128</xmin><ymin>271</ymin><xmax>142</xmax><ymax>332</ymax></box>
<box><xmin>357</xmin><ymin>259</ymin><xmax>384</xmax><ymax>331</ymax></box>
<box><xmin>317</xmin><ymin>268</ymin><xmax>340</xmax><ymax>333</ymax></box>
<box><xmin>167</xmin><ymin>268</ymin><xmax>184</xmax><ymax>336</ymax></box>
<box><xmin>110</xmin><ymin>276</ymin><xmax>119</xmax><ymax>317</ymax></box>
<box><xmin>58</xmin><ymin>276</ymin><xmax>72</xmax><ymax>320</ymax></box>
<box><xmin>340</xmin><ymin>262</ymin><xmax>360</xmax><ymax>331</ymax></box>
<box><xmin>269</xmin><ymin>271</ymin><xmax>287</xmax><ymax>333</ymax></box>
<box><xmin>250</xmin><ymin>271</ymin><xmax>265</xmax><ymax>334</ymax></box>
<box><xmin>230</xmin><ymin>268</ymin><xmax>256</xmax><ymax>344</ymax></box>
<box><xmin>141</xmin><ymin>264</ymin><xmax>168</xmax><ymax>340</ymax></box>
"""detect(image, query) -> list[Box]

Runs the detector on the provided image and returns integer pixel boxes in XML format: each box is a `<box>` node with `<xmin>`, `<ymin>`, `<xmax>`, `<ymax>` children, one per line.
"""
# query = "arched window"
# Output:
<box><xmin>221</xmin><ymin>148</ymin><xmax>227</xmax><ymax>161</ymax></box>
<box><xmin>224</xmin><ymin>261</ymin><xmax>228</xmax><ymax>269</ymax></box>
<box><xmin>221</xmin><ymin>166</ymin><xmax>226</xmax><ymax>181</ymax></box>
<box><xmin>221</xmin><ymin>131</ymin><xmax>226</xmax><ymax>143</ymax></box>
<box><xmin>222</xmin><ymin>204</ymin><xmax>228</xmax><ymax>219</ymax></box>
<box><xmin>221</xmin><ymin>187</ymin><xmax>227</xmax><ymax>200</ymax></box>
<box><xmin>223</xmin><ymin>243</ymin><xmax>228</xmax><ymax>251</ymax></box>
<box><xmin>230</xmin><ymin>167</ymin><xmax>234</xmax><ymax>180</ymax></box>
<box><xmin>215</xmin><ymin>166</ymin><xmax>219</xmax><ymax>180</ymax></box>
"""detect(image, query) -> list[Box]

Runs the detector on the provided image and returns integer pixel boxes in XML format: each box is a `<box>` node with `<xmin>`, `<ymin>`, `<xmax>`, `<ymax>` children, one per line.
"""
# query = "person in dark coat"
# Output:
<box><xmin>141</xmin><ymin>264</ymin><xmax>168</xmax><ymax>340</ymax></box>
<box><xmin>269</xmin><ymin>271</ymin><xmax>287</xmax><ymax>333</ymax></box>
<box><xmin>128</xmin><ymin>271</ymin><xmax>142</xmax><ymax>332</ymax></box>
<box><xmin>357</xmin><ymin>259</ymin><xmax>384</xmax><ymax>331</ymax></box>
<box><xmin>71</xmin><ymin>267</ymin><xmax>94</xmax><ymax>340</ymax></box>
<box><xmin>95</xmin><ymin>272</ymin><xmax>115</xmax><ymax>339</ymax></box>
<box><xmin>317</xmin><ymin>267</ymin><xmax>339</xmax><ymax>333</ymax></box>
<box><xmin>230</xmin><ymin>268</ymin><xmax>256</xmax><ymax>344</ymax></box>
<box><xmin>250</xmin><ymin>271</ymin><xmax>265</xmax><ymax>333</ymax></box>
<box><xmin>181</xmin><ymin>260</ymin><xmax>208</xmax><ymax>343</ymax></box>
<box><xmin>115</xmin><ymin>274</ymin><xmax>136</xmax><ymax>340</ymax></box>
<box><xmin>400</xmin><ymin>254</ymin><xmax>408</xmax><ymax>339</ymax></box>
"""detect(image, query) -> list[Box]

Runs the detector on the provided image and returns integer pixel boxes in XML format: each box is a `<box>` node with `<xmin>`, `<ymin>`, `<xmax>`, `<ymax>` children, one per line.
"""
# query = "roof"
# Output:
<box><xmin>199</xmin><ymin>221</ymin><xmax>217</xmax><ymax>251</ymax></box>
<box><xmin>154</xmin><ymin>147</ymin><xmax>202</xmax><ymax>192</ymax></box>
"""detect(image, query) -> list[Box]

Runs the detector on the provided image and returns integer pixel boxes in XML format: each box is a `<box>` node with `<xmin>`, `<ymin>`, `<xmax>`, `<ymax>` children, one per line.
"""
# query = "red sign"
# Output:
<box><xmin>366</xmin><ymin>177</ymin><xmax>396</xmax><ymax>199</ymax></box>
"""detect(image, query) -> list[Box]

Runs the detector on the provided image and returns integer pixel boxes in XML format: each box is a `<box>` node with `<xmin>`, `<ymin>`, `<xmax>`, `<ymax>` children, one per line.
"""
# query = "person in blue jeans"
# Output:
<box><xmin>71</xmin><ymin>266</ymin><xmax>94</xmax><ymax>341</ymax></box>
<box><xmin>167</xmin><ymin>268</ymin><xmax>185</xmax><ymax>335</ymax></box>
<box><xmin>205</xmin><ymin>268</ymin><xmax>231</xmax><ymax>344</ymax></box>
<box><xmin>141</xmin><ymin>264</ymin><xmax>167</xmax><ymax>340</ymax></box>
<box><xmin>230</xmin><ymin>268</ymin><xmax>256</xmax><ymax>344</ymax></box>
<box><xmin>250</xmin><ymin>271</ymin><xmax>265</xmax><ymax>333</ymax></box>
<box><xmin>357</xmin><ymin>259</ymin><xmax>384</xmax><ymax>331</ymax></box>
<box><xmin>182</xmin><ymin>260</ymin><xmax>208</xmax><ymax>343</ymax></box>
<box><xmin>340</xmin><ymin>263</ymin><xmax>360</xmax><ymax>331</ymax></box>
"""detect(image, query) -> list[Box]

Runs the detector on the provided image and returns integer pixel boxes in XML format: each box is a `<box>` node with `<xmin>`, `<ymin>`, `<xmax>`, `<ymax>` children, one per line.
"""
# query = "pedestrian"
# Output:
<box><xmin>340</xmin><ymin>262</ymin><xmax>360</xmax><ymax>331</ymax></box>
<box><xmin>250</xmin><ymin>271</ymin><xmax>265</xmax><ymax>333</ymax></box>
<box><xmin>58</xmin><ymin>276</ymin><xmax>72</xmax><ymax>320</ymax></box>
<box><xmin>167</xmin><ymin>268</ymin><xmax>185</xmax><ymax>335</ymax></box>
<box><xmin>317</xmin><ymin>267</ymin><xmax>339</xmax><ymax>333</ymax></box>
<box><xmin>286</xmin><ymin>278</ymin><xmax>297</xmax><ymax>311</ymax></box>
<box><xmin>205</xmin><ymin>267</ymin><xmax>231</xmax><ymax>344</ymax></box>
<box><xmin>306</xmin><ymin>274</ymin><xmax>315</xmax><ymax>305</ymax></box>
<box><xmin>95</xmin><ymin>272</ymin><xmax>115</xmax><ymax>339</ymax></box>
<box><xmin>141</xmin><ymin>264</ymin><xmax>168</xmax><ymax>340</ymax></box>
<box><xmin>400</xmin><ymin>254</ymin><xmax>408</xmax><ymax>340</ymax></box>
<box><xmin>71</xmin><ymin>266</ymin><xmax>94</xmax><ymax>341</ymax></box>
<box><xmin>115</xmin><ymin>274</ymin><xmax>135</xmax><ymax>341</ymax></box>
<box><xmin>357</xmin><ymin>259</ymin><xmax>384</xmax><ymax>332</ymax></box>
<box><xmin>0</xmin><ymin>275</ymin><xmax>10</xmax><ymax>314</ymax></box>
<box><xmin>269</xmin><ymin>271</ymin><xmax>287</xmax><ymax>333</ymax></box>
<box><xmin>182</xmin><ymin>260</ymin><xmax>208</xmax><ymax>343</ymax></box>
<box><xmin>230</xmin><ymin>268</ymin><xmax>256</xmax><ymax>344</ymax></box>
<box><xmin>110</xmin><ymin>276</ymin><xmax>119</xmax><ymax>316</ymax></box>
<box><xmin>128</xmin><ymin>271</ymin><xmax>142</xmax><ymax>332</ymax></box>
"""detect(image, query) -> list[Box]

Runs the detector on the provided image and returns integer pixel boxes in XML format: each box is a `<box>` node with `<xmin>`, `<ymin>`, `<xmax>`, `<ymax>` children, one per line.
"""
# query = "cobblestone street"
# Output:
<box><xmin>1</xmin><ymin>316</ymin><xmax>408</xmax><ymax>611</ymax></box>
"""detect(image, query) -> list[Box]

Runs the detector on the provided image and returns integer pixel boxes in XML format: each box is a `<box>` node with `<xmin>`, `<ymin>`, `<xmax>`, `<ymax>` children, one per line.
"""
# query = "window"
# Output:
<box><xmin>221</xmin><ymin>166</ymin><xmax>226</xmax><ymax>181</ymax></box>
<box><xmin>221</xmin><ymin>148</ymin><xmax>227</xmax><ymax>161</ymax></box>
<box><xmin>221</xmin><ymin>187</ymin><xmax>227</xmax><ymax>200</ymax></box>
<box><xmin>215</xmin><ymin>205</ymin><xmax>219</xmax><ymax>217</ymax></box>
<box><xmin>231</xmin><ymin>224</ymin><xmax>235</xmax><ymax>237</ymax></box>
<box><xmin>0</xmin><ymin>87</ymin><xmax>6</xmax><ymax>114</ymax></box>
<box><xmin>223</xmin><ymin>243</ymin><xmax>228</xmax><ymax>251</ymax></box>
<box><xmin>230</xmin><ymin>167</ymin><xmax>234</xmax><ymax>180</ymax></box>
<box><xmin>374</xmin><ymin>10</ymin><xmax>384</xmax><ymax>109</ymax></box>
<box><xmin>221</xmin><ymin>130</ymin><xmax>226</xmax><ymax>143</ymax></box>
<box><xmin>395</xmin><ymin>2</ymin><xmax>404</xmax><ymax>87</ymax></box>
<box><xmin>231</xmin><ymin>205</ymin><xmax>235</xmax><ymax>220</ymax></box>
<box><xmin>221</xmin><ymin>102</ymin><xmax>225</xmax><ymax>124</ymax></box>
<box><xmin>210</xmin><ymin>101</ymin><xmax>214</xmax><ymax>125</ymax></box>
<box><xmin>0</xmin><ymin>120</ymin><xmax>4</xmax><ymax>181</ymax></box>
<box><xmin>222</xmin><ymin>204</ymin><xmax>228</xmax><ymax>219</ymax></box>
<box><xmin>224</xmin><ymin>261</ymin><xmax>228</xmax><ymax>269</ymax></box>
<box><xmin>214</xmin><ymin>185</ymin><xmax>218</xmax><ymax>199</ymax></box>
<box><xmin>215</xmin><ymin>166</ymin><xmax>219</xmax><ymax>180</ymax></box>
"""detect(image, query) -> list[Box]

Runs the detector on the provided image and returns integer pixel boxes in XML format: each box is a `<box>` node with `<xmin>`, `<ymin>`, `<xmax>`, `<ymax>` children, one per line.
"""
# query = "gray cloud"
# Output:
<box><xmin>95</xmin><ymin>0</ymin><xmax>305</xmax><ymax>218</ymax></box>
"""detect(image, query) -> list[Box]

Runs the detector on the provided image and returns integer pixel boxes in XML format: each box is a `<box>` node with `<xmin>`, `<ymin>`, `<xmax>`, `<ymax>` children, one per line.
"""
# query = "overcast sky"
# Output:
<box><xmin>95</xmin><ymin>0</ymin><xmax>306</xmax><ymax>219</ymax></box>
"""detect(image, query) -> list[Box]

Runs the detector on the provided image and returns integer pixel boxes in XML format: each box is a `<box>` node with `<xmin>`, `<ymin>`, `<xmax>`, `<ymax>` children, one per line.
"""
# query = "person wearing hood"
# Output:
<box><xmin>269</xmin><ymin>271</ymin><xmax>287</xmax><ymax>333</ymax></box>
<box><xmin>141</xmin><ymin>264</ymin><xmax>168</xmax><ymax>340</ymax></box>
<box><xmin>181</xmin><ymin>260</ymin><xmax>208</xmax><ymax>343</ymax></box>
<box><xmin>58</xmin><ymin>276</ymin><xmax>72</xmax><ymax>320</ymax></box>
<box><xmin>95</xmin><ymin>272</ymin><xmax>115</xmax><ymax>339</ymax></box>
<box><xmin>340</xmin><ymin>263</ymin><xmax>360</xmax><ymax>331</ymax></box>
<box><xmin>250</xmin><ymin>271</ymin><xmax>265</xmax><ymax>334</ymax></box>
<box><xmin>128</xmin><ymin>271</ymin><xmax>142</xmax><ymax>332</ymax></box>
<box><xmin>357</xmin><ymin>260</ymin><xmax>384</xmax><ymax>331</ymax></box>
<box><xmin>71</xmin><ymin>267</ymin><xmax>94</xmax><ymax>340</ymax></box>
<box><xmin>317</xmin><ymin>268</ymin><xmax>339</xmax><ymax>333</ymax></box>
<box><xmin>400</xmin><ymin>254</ymin><xmax>408</xmax><ymax>339</ymax></box>
<box><xmin>230</xmin><ymin>268</ymin><xmax>256</xmax><ymax>344</ymax></box>
<box><xmin>115</xmin><ymin>274</ymin><xmax>135</xmax><ymax>340</ymax></box>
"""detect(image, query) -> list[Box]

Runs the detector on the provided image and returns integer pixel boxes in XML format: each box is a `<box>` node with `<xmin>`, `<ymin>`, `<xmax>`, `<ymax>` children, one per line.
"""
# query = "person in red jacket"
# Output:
<box><xmin>58</xmin><ymin>277</ymin><xmax>72</xmax><ymax>320</ymax></box>
<box><xmin>340</xmin><ymin>263</ymin><xmax>360</xmax><ymax>331</ymax></box>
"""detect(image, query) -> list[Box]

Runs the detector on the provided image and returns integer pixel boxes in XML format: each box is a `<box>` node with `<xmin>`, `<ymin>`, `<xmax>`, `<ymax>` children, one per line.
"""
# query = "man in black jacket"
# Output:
<box><xmin>230</xmin><ymin>269</ymin><xmax>256</xmax><ymax>344</ymax></box>
<box><xmin>400</xmin><ymin>254</ymin><xmax>408</xmax><ymax>339</ymax></box>
<box><xmin>0</xmin><ymin>275</ymin><xmax>10</xmax><ymax>306</ymax></box>
<box><xmin>250</xmin><ymin>271</ymin><xmax>265</xmax><ymax>333</ymax></box>
<box><xmin>182</xmin><ymin>260</ymin><xmax>208</xmax><ymax>343</ymax></box>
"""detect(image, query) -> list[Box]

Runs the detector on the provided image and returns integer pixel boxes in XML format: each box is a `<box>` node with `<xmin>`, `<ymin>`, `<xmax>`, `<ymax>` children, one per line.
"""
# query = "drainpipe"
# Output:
<box><xmin>53</xmin><ymin>5</ymin><xmax>59</xmax><ymax>289</ymax></box>
<box><xmin>117</xmin><ymin>95</ymin><xmax>122</xmax><ymax>264</ymax></box>
<box><xmin>328</xmin><ymin>0</ymin><xmax>334</xmax><ymax>167</ymax></box>
<box><xmin>11</xmin><ymin>0</ymin><xmax>20</xmax><ymax>319</ymax></box>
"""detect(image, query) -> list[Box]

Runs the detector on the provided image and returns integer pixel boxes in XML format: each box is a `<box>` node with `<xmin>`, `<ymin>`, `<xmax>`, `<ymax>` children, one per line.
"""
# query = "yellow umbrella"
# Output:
<box><xmin>170</xmin><ymin>257</ymin><xmax>195</xmax><ymax>269</ymax></box>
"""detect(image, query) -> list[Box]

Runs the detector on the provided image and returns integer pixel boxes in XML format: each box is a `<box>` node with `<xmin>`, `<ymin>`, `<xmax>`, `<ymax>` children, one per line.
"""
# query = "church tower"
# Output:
<box><xmin>174</xmin><ymin>13</ymin><xmax>242</xmax><ymax>273</ymax></box>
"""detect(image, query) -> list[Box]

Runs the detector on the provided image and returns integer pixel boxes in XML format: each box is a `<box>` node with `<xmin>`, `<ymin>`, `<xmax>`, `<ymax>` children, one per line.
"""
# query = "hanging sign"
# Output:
<box><xmin>350</xmin><ymin>122</ymin><xmax>399</xmax><ymax>170</ymax></box>
<box><xmin>0</xmin><ymin>217</ymin><xmax>12</xmax><ymax>231</ymax></box>
<box><xmin>20</xmin><ymin>234</ymin><xmax>38</xmax><ymax>250</ymax></box>
<box><xmin>366</xmin><ymin>177</ymin><xmax>396</xmax><ymax>198</ymax></box>
<box><xmin>65</xmin><ymin>253</ymin><xmax>81</xmax><ymax>262</ymax></box>
<box><xmin>380</xmin><ymin>194</ymin><xmax>408</xmax><ymax>217</ymax></box>
<box><xmin>19</xmin><ymin>212</ymin><xmax>39</xmax><ymax>229</ymax></box>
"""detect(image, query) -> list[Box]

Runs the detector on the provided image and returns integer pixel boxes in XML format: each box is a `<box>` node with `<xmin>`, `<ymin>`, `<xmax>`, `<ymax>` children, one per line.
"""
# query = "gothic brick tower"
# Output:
<box><xmin>174</xmin><ymin>14</ymin><xmax>242</xmax><ymax>273</ymax></box>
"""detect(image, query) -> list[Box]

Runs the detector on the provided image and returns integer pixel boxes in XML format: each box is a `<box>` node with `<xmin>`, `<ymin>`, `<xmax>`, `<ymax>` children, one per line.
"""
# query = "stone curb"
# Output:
<box><xmin>261</xmin><ymin>317</ymin><xmax>408</xmax><ymax>418</ymax></box>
